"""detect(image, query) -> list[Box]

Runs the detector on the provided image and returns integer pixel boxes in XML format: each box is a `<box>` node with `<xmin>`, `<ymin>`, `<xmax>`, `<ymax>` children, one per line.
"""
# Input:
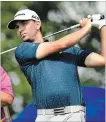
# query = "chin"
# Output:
<box><xmin>23</xmin><ymin>37</ymin><xmax>29</xmax><ymax>41</ymax></box>
<box><xmin>23</xmin><ymin>38</ymin><xmax>33</xmax><ymax>42</ymax></box>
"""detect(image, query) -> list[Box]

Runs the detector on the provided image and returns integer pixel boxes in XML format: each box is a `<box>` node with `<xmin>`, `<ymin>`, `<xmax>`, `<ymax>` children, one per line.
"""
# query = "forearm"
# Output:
<box><xmin>57</xmin><ymin>25</ymin><xmax>90</xmax><ymax>49</ymax></box>
<box><xmin>85</xmin><ymin>26</ymin><xmax>105</xmax><ymax>67</ymax></box>
<box><xmin>100</xmin><ymin>26</ymin><xmax>106</xmax><ymax>57</ymax></box>
<box><xmin>0</xmin><ymin>91</ymin><xmax>14</xmax><ymax>106</ymax></box>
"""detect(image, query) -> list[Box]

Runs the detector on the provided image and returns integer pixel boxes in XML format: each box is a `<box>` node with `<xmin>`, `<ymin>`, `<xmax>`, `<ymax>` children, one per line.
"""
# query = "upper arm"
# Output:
<box><xmin>1</xmin><ymin>67</ymin><xmax>14</xmax><ymax>97</ymax></box>
<box><xmin>0</xmin><ymin>67</ymin><xmax>14</xmax><ymax>106</ymax></box>
<box><xmin>36</xmin><ymin>41</ymin><xmax>65</xmax><ymax>59</ymax></box>
<box><xmin>85</xmin><ymin>52</ymin><xmax>105</xmax><ymax>67</ymax></box>
<box><xmin>15</xmin><ymin>41</ymin><xmax>64</xmax><ymax>61</ymax></box>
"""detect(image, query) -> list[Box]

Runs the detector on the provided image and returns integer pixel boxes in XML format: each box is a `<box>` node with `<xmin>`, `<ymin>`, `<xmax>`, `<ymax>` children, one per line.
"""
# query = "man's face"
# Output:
<box><xmin>15</xmin><ymin>20</ymin><xmax>40</xmax><ymax>41</ymax></box>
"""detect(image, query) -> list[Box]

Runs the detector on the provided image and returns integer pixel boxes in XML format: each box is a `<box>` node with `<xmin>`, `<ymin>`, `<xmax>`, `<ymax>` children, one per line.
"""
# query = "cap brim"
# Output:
<box><xmin>7</xmin><ymin>20</ymin><xmax>19</xmax><ymax>29</ymax></box>
<box><xmin>7</xmin><ymin>18</ymin><xmax>30</xmax><ymax>29</ymax></box>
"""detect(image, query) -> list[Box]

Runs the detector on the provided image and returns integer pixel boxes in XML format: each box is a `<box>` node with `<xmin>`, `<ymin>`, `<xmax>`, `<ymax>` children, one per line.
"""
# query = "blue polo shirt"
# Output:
<box><xmin>15</xmin><ymin>41</ymin><xmax>91</xmax><ymax>109</ymax></box>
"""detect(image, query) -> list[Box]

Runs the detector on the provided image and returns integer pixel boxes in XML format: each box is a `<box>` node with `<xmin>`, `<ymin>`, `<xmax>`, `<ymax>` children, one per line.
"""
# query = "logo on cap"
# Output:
<box><xmin>32</xmin><ymin>15</ymin><xmax>40</xmax><ymax>20</ymax></box>
<box><xmin>14</xmin><ymin>13</ymin><xmax>25</xmax><ymax>18</ymax></box>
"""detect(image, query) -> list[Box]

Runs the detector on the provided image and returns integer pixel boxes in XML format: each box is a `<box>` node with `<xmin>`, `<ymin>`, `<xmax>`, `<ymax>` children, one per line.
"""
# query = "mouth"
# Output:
<box><xmin>21</xmin><ymin>33</ymin><xmax>27</xmax><ymax>39</ymax></box>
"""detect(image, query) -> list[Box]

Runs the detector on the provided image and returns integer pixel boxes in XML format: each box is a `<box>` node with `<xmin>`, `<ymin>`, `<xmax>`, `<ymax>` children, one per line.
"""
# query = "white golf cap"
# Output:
<box><xmin>7</xmin><ymin>9</ymin><xmax>41</xmax><ymax>29</ymax></box>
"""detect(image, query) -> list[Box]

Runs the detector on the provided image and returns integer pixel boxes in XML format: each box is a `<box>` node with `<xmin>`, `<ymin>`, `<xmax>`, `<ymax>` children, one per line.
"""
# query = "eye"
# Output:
<box><xmin>21</xmin><ymin>20</ymin><xmax>28</xmax><ymax>24</ymax></box>
<box><xmin>15</xmin><ymin>25</ymin><xmax>19</xmax><ymax>29</ymax></box>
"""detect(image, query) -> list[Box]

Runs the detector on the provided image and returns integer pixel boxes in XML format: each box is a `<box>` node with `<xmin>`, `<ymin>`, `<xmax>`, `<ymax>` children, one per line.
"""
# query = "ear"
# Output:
<box><xmin>36</xmin><ymin>21</ymin><xmax>41</xmax><ymax>30</ymax></box>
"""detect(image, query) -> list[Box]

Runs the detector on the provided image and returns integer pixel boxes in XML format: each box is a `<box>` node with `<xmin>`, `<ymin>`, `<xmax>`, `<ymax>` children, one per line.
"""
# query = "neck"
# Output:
<box><xmin>33</xmin><ymin>31</ymin><xmax>44</xmax><ymax>43</ymax></box>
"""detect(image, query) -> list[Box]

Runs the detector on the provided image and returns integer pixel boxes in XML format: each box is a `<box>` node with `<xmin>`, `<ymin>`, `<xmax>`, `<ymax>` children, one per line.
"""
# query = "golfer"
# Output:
<box><xmin>7</xmin><ymin>9</ymin><xmax>105</xmax><ymax>122</ymax></box>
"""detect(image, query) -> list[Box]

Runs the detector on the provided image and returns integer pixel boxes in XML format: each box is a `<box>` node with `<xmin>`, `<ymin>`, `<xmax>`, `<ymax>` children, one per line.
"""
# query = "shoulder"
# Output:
<box><xmin>72</xmin><ymin>45</ymin><xmax>88</xmax><ymax>54</ymax></box>
<box><xmin>66</xmin><ymin>45</ymin><xmax>79</xmax><ymax>54</ymax></box>
<box><xmin>15</xmin><ymin>41</ymin><xmax>40</xmax><ymax>61</ymax></box>
<box><xmin>73</xmin><ymin>45</ymin><xmax>81</xmax><ymax>50</ymax></box>
<box><xmin>16</xmin><ymin>41</ymin><xmax>37</xmax><ymax>54</ymax></box>
<box><xmin>16</xmin><ymin>41</ymin><xmax>34</xmax><ymax>51</ymax></box>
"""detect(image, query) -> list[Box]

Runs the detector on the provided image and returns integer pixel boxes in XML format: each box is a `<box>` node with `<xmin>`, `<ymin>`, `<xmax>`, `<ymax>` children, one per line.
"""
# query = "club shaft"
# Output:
<box><xmin>1</xmin><ymin>24</ymin><xmax>80</xmax><ymax>55</ymax></box>
<box><xmin>0</xmin><ymin>47</ymin><xmax>17</xmax><ymax>55</ymax></box>
<box><xmin>43</xmin><ymin>24</ymin><xmax>80</xmax><ymax>38</ymax></box>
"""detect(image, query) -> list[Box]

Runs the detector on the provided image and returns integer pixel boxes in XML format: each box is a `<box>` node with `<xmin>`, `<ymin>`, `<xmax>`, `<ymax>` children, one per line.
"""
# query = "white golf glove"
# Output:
<box><xmin>87</xmin><ymin>14</ymin><xmax>105</xmax><ymax>29</ymax></box>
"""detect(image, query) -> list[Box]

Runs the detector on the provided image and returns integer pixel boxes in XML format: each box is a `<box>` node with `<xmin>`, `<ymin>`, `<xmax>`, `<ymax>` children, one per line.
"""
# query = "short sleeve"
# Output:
<box><xmin>0</xmin><ymin>67</ymin><xmax>14</xmax><ymax>97</ymax></box>
<box><xmin>73</xmin><ymin>46</ymin><xmax>92</xmax><ymax>67</ymax></box>
<box><xmin>15</xmin><ymin>41</ymin><xmax>40</xmax><ymax>63</ymax></box>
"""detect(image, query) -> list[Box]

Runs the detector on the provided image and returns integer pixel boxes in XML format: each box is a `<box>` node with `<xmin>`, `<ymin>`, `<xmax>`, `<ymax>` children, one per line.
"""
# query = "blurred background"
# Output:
<box><xmin>1</xmin><ymin>1</ymin><xmax>105</xmax><ymax>119</ymax></box>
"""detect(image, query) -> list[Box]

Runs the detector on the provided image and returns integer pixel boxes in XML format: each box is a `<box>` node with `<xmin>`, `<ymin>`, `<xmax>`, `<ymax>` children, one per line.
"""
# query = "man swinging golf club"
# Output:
<box><xmin>7</xmin><ymin>9</ymin><xmax>105</xmax><ymax>122</ymax></box>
